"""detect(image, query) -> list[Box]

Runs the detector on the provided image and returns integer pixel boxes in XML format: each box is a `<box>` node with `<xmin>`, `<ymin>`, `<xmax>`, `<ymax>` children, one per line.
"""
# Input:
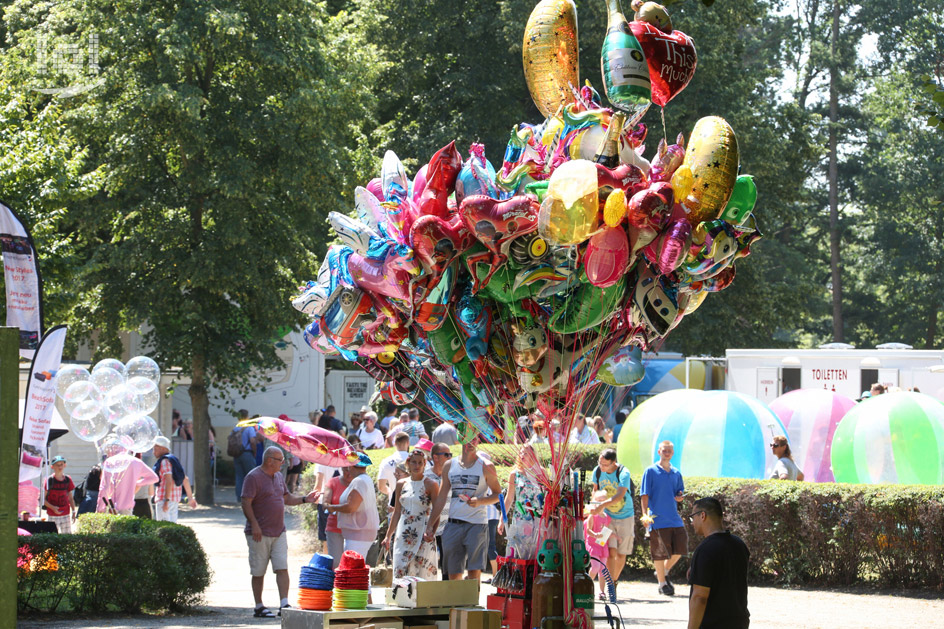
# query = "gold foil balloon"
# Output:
<box><xmin>670</xmin><ymin>164</ymin><xmax>693</xmax><ymax>202</ymax></box>
<box><xmin>604</xmin><ymin>189</ymin><xmax>627</xmax><ymax>227</ymax></box>
<box><xmin>523</xmin><ymin>0</ymin><xmax>579</xmax><ymax>119</ymax></box>
<box><xmin>680</xmin><ymin>116</ymin><xmax>739</xmax><ymax>225</ymax></box>
<box><xmin>539</xmin><ymin>159</ymin><xmax>599</xmax><ymax>245</ymax></box>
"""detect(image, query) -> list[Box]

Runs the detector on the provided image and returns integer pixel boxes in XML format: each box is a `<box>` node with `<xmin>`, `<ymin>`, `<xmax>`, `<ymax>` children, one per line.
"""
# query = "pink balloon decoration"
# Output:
<box><xmin>645</xmin><ymin>218</ymin><xmax>692</xmax><ymax>275</ymax></box>
<box><xmin>584</xmin><ymin>227</ymin><xmax>630</xmax><ymax>287</ymax></box>
<box><xmin>769</xmin><ymin>389</ymin><xmax>856</xmax><ymax>482</ymax></box>
<box><xmin>366</xmin><ymin>178</ymin><xmax>384</xmax><ymax>201</ymax></box>
<box><xmin>412</xmin><ymin>164</ymin><xmax>428</xmax><ymax>204</ymax></box>
<box><xmin>347</xmin><ymin>252</ymin><xmax>413</xmax><ymax>302</ymax></box>
<box><xmin>627</xmin><ymin>182</ymin><xmax>674</xmax><ymax>230</ymax></box>
<box><xmin>256</xmin><ymin>415</ymin><xmax>358</xmax><ymax>467</ymax></box>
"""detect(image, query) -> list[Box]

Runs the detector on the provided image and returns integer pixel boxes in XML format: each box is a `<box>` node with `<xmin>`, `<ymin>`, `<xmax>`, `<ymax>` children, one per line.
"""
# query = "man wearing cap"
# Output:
<box><xmin>152</xmin><ymin>436</ymin><xmax>197</xmax><ymax>523</ymax></box>
<box><xmin>44</xmin><ymin>456</ymin><xmax>76</xmax><ymax>534</ymax></box>
<box><xmin>424</xmin><ymin>436</ymin><xmax>502</xmax><ymax>581</ymax></box>
<box><xmin>241</xmin><ymin>445</ymin><xmax>319</xmax><ymax>618</ymax></box>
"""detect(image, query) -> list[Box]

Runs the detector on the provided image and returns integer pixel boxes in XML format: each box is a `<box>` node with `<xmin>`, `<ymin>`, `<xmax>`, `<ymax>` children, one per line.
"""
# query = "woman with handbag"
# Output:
<box><xmin>382</xmin><ymin>447</ymin><xmax>439</xmax><ymax>578</ymax></box>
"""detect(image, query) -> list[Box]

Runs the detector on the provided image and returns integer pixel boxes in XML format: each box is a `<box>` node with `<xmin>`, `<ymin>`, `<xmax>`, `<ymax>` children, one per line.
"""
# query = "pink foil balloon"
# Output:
<box><xmin>627</xmin><ymin>182</ymin><xmax>674</xmax><ymax>230</ymax></box>
<box><xmin>646</xmin><ymin>218</ymin><xmax>692</xmax><ymax>275</ymax></box>
<box><xmin>412</xmin><ymin>164</ymin><xmax>429</xmax><ymax>204</ymax></box>
<box><xmin>769</xmin><ymin>389</ymin><xmax>856</xmax><ymax>482</ymax></box>
<box><xmin>585</xmin><ymin>227</ymin><xmax>630</xmax><ymax>287</ymax></box>
<box><xmin>366</xmin><ymin>178</ymin><xmax>384</xmax><ymax>201</ymax></box>
<box><xmin>347</xmin><ymin>252</ymin><xmax>412</xmax><ymax>301</ymax></box>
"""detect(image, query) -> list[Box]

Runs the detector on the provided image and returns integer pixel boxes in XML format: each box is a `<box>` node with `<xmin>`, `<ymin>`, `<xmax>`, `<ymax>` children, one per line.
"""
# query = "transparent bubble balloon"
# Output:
<box><xmin>93</xmin><ymin>358</ymin><xmax>127</xmax><ymax>378</ymax></box>
<box><xmin>126</xmin><ymin>356</ymin><xmax>161</xmax><ymax>385</ymax></box>
<box><xmin>90</xmin><ymin>366</ymin><xmax>125</xmax><ymax>394</ymax></box>
<box><xmin>70</xmin><ymin>409</ymin><xmax>110</xmax><ymax>442</ymax></box>
<box><xmin>127</xmin><ymin>376</ymin><xmax>160</xmax><ymax>414</ymax></box>
<box><xmin>56</xmin><ymin>365</ymin><xmax>90</xmax><ymax>399</ymax></box>
<box><xmin>115</xmin><ymin>414</ymin><xmax>160</xmax><ymax>453</ymax></box>
<box><xmin>100</xmin><ymin>434</ymin><xmax>129</xmax><ymax>458</ymax></box>
<box><xmin>64</xmin><ymin>381</ymin><xmax>104</xmax><ymax>416</ymax></box>
<box><xmin>105</xmin><ymin>383</ymin><xmax>137</xmax><ymax>416</ymax></box>
<box><xmin>70</xmin><ymin>398</ymin><xmax>104</xmax><ymax>422</ymax></box>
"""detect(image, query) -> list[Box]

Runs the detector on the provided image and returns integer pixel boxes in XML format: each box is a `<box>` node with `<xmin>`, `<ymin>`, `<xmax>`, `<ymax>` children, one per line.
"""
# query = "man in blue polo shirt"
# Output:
<box><xmin>640</xmin><ymin>440</ymin><xmax>686</xmax><ymax>596</ymax></box>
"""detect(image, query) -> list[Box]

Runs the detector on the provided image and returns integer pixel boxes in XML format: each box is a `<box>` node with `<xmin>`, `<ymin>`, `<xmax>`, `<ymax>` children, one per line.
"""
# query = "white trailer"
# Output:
<box><xmin>725</xmin><ymin>345</ymin><xmax>944</xmax><ymax>404</ymax></box>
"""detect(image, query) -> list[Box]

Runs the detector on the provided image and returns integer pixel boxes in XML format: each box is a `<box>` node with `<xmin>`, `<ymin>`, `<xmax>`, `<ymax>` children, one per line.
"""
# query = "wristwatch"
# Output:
<box><xmin>302</xmin><ymin>495</ymin><xmax>307</xmax><ymax>504</ymax></box>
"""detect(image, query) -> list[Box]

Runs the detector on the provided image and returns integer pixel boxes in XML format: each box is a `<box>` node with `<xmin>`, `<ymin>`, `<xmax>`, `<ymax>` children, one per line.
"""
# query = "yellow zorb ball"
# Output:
<box><xmin>680</xmin><ymin>116</ymin><xmax>739</xmax><ymax>225</ymax></box>
<box><xmin>523</xmin><ymin>0</ymin><xmax>579</xmax><ymax>119</ymax></box>
<box><xmin>538</xmin><ymin>159</ymin><xmax>599</xmax><ymax>246</ymax></box>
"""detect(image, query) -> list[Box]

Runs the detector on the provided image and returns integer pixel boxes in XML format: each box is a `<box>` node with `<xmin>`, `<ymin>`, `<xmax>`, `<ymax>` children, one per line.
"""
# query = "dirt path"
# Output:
<box><xmin>18</xmin><ymin>487</ymin><xmax>944</xmax><ymax>628</ymax></box>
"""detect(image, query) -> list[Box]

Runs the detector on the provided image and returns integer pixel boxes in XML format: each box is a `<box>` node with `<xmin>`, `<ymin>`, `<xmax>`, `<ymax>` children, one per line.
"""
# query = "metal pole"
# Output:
<box><xmin>0</xmin><ymin>327</ymin><xmax>21</xmax><ymax>627</ymax></box>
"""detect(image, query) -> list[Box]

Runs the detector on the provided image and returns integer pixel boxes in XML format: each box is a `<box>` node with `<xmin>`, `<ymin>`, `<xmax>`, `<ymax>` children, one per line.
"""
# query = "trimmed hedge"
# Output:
<box><xmin>17</xmin><ymin>515</ymin><xmax>211</xmax><ymax>614</ymax></box>
<box><xmin>77</xmin><ymin>513</ymin><xmax>212</xmax><ymax>602</ymax></box>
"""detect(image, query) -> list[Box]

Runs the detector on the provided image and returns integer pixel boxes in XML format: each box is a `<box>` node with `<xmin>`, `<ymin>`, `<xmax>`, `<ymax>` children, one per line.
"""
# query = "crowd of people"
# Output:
<box><xmin>232</xmin><ymin>405</ymin><xmax>789</xmax><ymax>625</ymax></box>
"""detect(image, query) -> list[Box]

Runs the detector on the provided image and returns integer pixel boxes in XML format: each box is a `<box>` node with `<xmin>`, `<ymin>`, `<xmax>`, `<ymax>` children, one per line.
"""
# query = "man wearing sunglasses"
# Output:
<box><xmin>686</xmin><ymin>497</ymin><xmax>750</xmax><ymax>629</ymax></box>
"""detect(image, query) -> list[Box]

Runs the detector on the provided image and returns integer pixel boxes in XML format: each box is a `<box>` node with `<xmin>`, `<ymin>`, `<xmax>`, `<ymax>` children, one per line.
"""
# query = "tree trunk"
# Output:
<box><xmin>189</xmin><ymin>353</ymin><xmax>214</xmax><ymax>505</ymax></box>
<box><xmin>828</xmin><ymin>0</ymin><xmax>843</xmax><ymax>342</ymax></box>
<box><xmin>927</xmin><ymin>215</ymin><xmax>943</xmax><ymax>348</ymax></box>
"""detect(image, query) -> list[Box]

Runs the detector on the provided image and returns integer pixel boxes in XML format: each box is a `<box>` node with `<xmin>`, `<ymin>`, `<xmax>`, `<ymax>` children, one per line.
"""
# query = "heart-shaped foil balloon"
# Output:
<box><xmin>630</xmin><ymin>21</ymin><xmax>696</xmax><ymax>108</ymax></box>
<box><xmin>460</xmin><ymin>195</ymin><xmax>540</xmax><ymax>256</ymax></box>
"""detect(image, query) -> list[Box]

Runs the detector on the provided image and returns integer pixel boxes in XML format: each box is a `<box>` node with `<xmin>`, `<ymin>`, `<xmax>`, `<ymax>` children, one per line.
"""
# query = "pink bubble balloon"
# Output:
<box><xmin>769</xmin><ymin>389</ymin><xmax>856</xmax><ymax>483</ymax></box>
<box><xmin>584</xmin><ymin>227</ymin><xmax>630</xmax><ymax>287</ymax></box>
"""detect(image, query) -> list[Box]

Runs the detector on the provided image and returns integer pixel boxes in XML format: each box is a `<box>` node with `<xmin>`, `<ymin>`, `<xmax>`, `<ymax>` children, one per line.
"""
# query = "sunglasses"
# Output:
<box><xmin>769</xmin><ymin>443</ymin><xmax>784</xmax><ymax>448</ymax></box>
<box><xmin>686</xmin><ymin>510</ymin><xmax>705</xmax><ymax>523</ymax></box>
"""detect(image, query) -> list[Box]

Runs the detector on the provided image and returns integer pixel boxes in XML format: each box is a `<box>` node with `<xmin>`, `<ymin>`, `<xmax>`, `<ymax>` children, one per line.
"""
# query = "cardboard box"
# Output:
<box><xmin>449</xmin><ymin>608</ymin><xmax>501</xmax><ymax>629</ymax></box>
<box><xmin>435</xmin><ymin>620</ymin><xmax>450</xmax><ymax>629</ymax></box>
<box><xmin>360</xmin><ymin>620</ymin><xmax>403</xmax><ymax>629</ymax></box>
<box><xmin>387</xmin><ymin>579</ymin><xmax>480</xmax><ymax>609</ymax></box>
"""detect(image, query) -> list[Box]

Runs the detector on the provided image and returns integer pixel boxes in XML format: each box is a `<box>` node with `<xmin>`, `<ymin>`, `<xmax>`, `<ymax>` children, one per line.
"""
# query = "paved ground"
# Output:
<box><xmin>18</xmin><ymin>487</ymin><xmax>944</xmax><ymax>628</ymax></box>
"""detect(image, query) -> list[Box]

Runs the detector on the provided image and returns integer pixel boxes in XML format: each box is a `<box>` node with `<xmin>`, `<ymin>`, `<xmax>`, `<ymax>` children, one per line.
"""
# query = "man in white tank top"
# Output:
<box><xmin>425</xmin><ymin>437</ymin><xmax>502</xmax><ymax>581</ymax></box>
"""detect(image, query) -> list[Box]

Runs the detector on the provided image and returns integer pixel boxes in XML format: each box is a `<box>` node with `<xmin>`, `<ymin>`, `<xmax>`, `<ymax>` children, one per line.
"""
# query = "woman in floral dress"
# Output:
<box><xmin>383</xmin><ymin>447</ymin><xmax>440</xmax><ymax>578</ymax></box>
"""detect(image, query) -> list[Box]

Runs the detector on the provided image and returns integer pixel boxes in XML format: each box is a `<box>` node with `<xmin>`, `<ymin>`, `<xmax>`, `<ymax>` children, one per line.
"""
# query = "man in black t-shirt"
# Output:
<box><xmin>686</xmin><ymin>497</ymin><xmax>750</xmax><ymax>629</ymax></box>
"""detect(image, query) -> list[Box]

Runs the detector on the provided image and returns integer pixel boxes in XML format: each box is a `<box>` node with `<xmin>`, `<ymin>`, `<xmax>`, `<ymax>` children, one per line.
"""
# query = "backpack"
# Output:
<box><xmin>227</xmin><ymin>426</ymin><xmax>245</xmax><ymax>457</ymax></box>
<box><xmin>593</xmin><ymin>464</ymin><xmax>635</xmax><ymax>499</ymax></box>
<box><xmin>73</xmin><ymin>479</ymin><xmax>87</xmax><ymax>504</ymax></box>
<box><xmin>154</xmin><ymin>453</ymin><xmax>186</xmax><ymax>487</ymax></box>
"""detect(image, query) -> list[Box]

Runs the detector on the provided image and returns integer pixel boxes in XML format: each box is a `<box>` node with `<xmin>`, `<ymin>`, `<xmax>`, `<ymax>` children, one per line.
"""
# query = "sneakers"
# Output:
<box><xmin>658</xmin><ymin>582</ymin><xmax>675</xmax><ymax>596</ymax></box>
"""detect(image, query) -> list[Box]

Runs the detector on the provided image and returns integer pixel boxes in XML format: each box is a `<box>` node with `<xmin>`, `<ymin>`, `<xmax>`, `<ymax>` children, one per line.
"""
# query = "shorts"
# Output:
<box><xmin>246</xmin><ymin>532</ymin><xmax>288</xmax><ymax>577</ymax></box>
<box><xmin>442</xmin><ymin>520</ymin><xmax>488</xmax><ymax>574</ymax></box>
<box><xmin>343</xmin><ymin>538</ymin><xmax>374</xmax><ymax>561</ymax></box>
<box><xmin>49</xmin><ymin>514</ymin><xmax>72</xmax><ymax>534</ymax></box>
<box><xmin>649</xmin><ymin>526</ymin><xmax>688</xmax><ymax>561</ymax></box>
<box><xmin>154</xmin><ymin>500</ymin><xmax>179</xmax><ymax>523</ymax></box>
<box><xmin>288</xmin><ymin>462</ymin><xmax>305</xmax><ymax>475</ymax></box>
<box><xmin>607</xmin><ymin>515</ymin><xmax>635</xmax><ymax>555</ymax></box>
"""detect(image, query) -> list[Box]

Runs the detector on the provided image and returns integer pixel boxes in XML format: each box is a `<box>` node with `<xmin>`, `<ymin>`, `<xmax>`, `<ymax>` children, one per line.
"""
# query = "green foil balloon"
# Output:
<box><xmin>830</xmin><ymin>392</ymin><xmax>944</xmax><ymax>485</ymax></box>
<box><xmin>549</xmin><ymin>273</ymin><xmax>626</xmax><ymax>334</ymax></box>
<box><xmin>427</xmin><ymin>318</ymin><xmax>467</xmax><ymax>367</ymax></box>
<box><xmin>719</xmin><ymin>175</ymin><xmax>757</xmax><ymax>225</ymax></box>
